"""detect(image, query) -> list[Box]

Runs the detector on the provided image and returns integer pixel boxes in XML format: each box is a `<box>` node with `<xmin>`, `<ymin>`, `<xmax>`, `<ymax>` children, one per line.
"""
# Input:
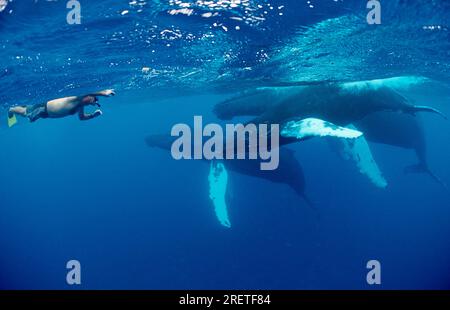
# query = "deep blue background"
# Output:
<box><xmin>1</xmin><ymin>0</ymin><xmax>450</xmax><ymax>289</ymax></box>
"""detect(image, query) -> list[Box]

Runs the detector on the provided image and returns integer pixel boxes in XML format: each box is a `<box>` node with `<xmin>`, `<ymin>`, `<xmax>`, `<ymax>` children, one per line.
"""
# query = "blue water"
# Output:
<box><xmin>1</xmin><ymin>0</ymin><xmax>450</xmax><ymax>289</ymax></box>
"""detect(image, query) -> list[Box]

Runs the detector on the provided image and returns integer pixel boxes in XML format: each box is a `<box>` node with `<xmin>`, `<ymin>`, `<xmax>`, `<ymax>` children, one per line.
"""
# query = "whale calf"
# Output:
<box><xmin>146</xmin><ymin>114</ymin><xmax>364</xmax><ymax>207</ymax></box>
<box><xmin>145</xmin><ymin>134</ymin><xmax>314</xmax><ymax>206</ymax></box>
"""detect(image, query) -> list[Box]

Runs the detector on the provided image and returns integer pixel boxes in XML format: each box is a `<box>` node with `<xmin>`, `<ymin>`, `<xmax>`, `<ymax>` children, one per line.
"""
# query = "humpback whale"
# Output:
<box><xmin>216</xmin><ymin>83</ymin><xmax>446</xmax><ymax>128</ymax></box>
<box><xmin>214</xmin><ymin>76</ymin><xmax>445</xmax><ymax>120</ymax></box>
<box><xmin>145</xmin><ymin>134</ymin><xmax>313</xmax><ymax>205</ymax></box>
<box><xmin>146</xmin><ymin>114</ymin><xmax>363</xmax><ymax>227</ymax></box>
<box><xmin>145</xmin><ymin>110</ymin><xmax>364</xmax><ymax>223</ymax></box>
<box><xmin>213</xmin><ymin>77</ymin><xmax>447</xmax><ymax>188</ymax></box>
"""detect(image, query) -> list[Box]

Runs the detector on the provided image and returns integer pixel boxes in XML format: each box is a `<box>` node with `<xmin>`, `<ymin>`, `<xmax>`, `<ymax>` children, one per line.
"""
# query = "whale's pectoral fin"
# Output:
<box><xmin>330</xmin><ymin>125</ymin><xmax>388</xmax><ymax>189</ymax></box>
<box><xmin>280</xmin><ymin>118</ymin><xmax>363</xmax><ymax>140</ymax></box>
<box><xmin>410</xmin><ymin>105</ymin><xmax>448</xmax><ymax>120</ymax></box>
<box><xmin>208</xmin><ymin>161</ymin><xmax>231</xmax><ymax>228</ymax></box>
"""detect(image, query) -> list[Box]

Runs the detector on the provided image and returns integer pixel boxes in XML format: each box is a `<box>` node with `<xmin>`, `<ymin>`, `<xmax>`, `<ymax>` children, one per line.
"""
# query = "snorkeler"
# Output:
<box><xmin>7</xmin><ymin>89</ymin><xmax>115</xmax><ymax>127</ymax></box>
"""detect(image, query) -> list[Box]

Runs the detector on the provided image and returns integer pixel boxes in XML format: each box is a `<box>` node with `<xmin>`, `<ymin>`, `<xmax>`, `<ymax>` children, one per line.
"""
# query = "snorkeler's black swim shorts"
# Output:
<box><xmin>26</xmin><ymin>102</ymin><xmax>48</xmax><ymax>122</ymax></box>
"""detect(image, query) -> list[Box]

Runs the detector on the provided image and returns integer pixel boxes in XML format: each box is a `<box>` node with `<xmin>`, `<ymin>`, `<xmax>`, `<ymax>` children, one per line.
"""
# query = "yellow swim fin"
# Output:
<box><xmin>7</xmin><ymin>114</ymin><xmax>17</xmax><ymax>128</ymax></box>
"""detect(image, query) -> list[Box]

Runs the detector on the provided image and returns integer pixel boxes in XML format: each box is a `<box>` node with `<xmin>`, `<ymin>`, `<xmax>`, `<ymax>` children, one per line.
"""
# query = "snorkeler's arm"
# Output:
<box><xmin>85</xmin><ymin>89</ymin><xmax>115</xmax><ymax>97</ymax></box>
<box><xmin>78</xmin><ymin>106</ymin><xmax>102</xmax><ymax>121</ymax></box>
<box><xmin>56</xmin><ymin>90</ymin><xmax>114</xmax><ymax>105</ymax></box>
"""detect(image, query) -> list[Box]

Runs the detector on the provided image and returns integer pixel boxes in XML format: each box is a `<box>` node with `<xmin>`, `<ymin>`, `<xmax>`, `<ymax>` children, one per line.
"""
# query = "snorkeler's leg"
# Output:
<box><xmin>8</xmin><ymin>106</ymin><xmax>27</xmax><ymax>118</ymax></box>
<box><xmin>28</xmin><ymin>107</ymin><xmax>47</xmax><ymax>122</ymax></box>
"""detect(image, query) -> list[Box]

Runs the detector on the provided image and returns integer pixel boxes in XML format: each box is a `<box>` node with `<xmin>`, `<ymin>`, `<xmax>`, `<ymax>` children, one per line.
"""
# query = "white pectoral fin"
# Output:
<box><xmin>280</xmin><ymin>118</ymin><xmax>363</xmax><ymax>140</ymax></box>
<box><xmin>208</xmin><ymin>161</ymin><xmax>231</xmax><ymax>228</ymax></box>
<box><xmin>337</xmin><ymin>125</ymin><xmax>388</xmax><ymax>188</ymax></box>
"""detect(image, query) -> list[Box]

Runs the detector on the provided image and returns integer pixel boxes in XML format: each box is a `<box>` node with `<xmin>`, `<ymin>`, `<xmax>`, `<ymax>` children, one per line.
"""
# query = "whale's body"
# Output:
<box><xmin>354</xmin><ymin>112</ymin><xmax>445</xmax><ymax>185</ymax></box>
<box><xmin>213</xmin><ymin>77</ymin><xmax>446</xmax><ymax>186</ymax></box>
<box><xmin>248</xmin><ymin>85</ymin><xmax>442</xmax><ymax>128</ymax></box>
<box><xmin>145</xmin><ymin>135</ymin><xmax>312</xmax><ymax>205</ymax></box>
<box><xmin>214</xmin><ymin>77</ymin><xmax>445</xmax><ymax>127</ymax></box>
<box><xmin>356</xmin><ymin>112</ymin><xmax>425</xmax><ymax>157</ymax></box>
